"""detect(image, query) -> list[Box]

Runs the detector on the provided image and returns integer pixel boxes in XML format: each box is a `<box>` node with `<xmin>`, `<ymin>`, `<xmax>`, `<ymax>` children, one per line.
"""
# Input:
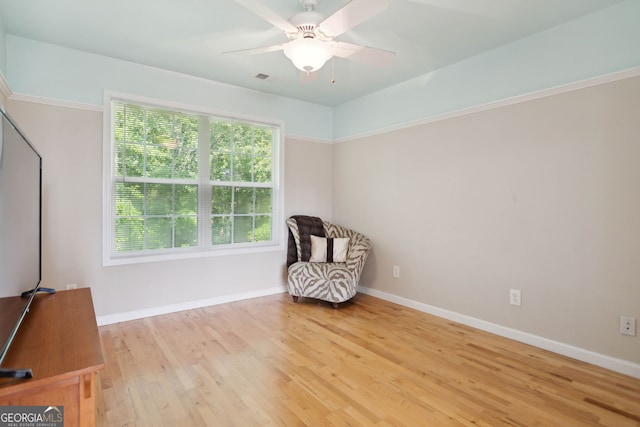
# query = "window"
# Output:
<box><xmin>103</xmin><ymin>95</ymin><xmax>283</xmax><ymax>265</ymax></box>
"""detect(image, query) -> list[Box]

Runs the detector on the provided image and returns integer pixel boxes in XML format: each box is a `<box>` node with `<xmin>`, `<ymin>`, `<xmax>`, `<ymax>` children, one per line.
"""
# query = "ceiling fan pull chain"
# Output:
<box><xmin>228</xmin><ymin>0</ymin><xmax>394</xmax><ymax>74</ymax></box>
<box><xmin>331</xmin><ymin>57</ymin><xmax>336</xmax><ymax>84</ymax></box>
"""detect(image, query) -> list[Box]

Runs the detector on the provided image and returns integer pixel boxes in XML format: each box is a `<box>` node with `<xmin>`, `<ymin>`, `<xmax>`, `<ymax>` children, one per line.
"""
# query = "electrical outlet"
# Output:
<box><xmin>392</xmin><ymin>265</ymin><xmax>400</xmax><ymax>278</ymax></box>
<box><xmin>620</xmin><ymin>316</ymin><xmax>636</xmax><ymax>336</ymax></box>
<box><xmin>509</xmin><ymin>289</ymin><xmax>521</xmax><ymax>307</ymax></box>
<box><xmin>66</xmin><ymin>283</ymin><xmax>77</xmax><ymax>290</ymax></box>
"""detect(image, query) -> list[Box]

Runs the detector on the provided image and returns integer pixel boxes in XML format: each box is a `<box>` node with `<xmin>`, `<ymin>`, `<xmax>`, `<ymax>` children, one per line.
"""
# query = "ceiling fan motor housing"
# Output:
<box><xmin>227</xmin><ymin>0</ymin><xmax>394</xmax><ymax>73</ymax></box>
<box><xmin>289</xmin><ymin>10</ymin><xmax>325</xmax><ymax>39</ymax></box>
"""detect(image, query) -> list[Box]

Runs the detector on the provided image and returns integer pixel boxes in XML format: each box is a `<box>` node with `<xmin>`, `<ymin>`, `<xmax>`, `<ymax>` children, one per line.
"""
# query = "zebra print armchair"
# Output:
<box><xmin>286</xmin><ymin>216</ymin><xmax>371</xmax><ymax>308</ymax></box>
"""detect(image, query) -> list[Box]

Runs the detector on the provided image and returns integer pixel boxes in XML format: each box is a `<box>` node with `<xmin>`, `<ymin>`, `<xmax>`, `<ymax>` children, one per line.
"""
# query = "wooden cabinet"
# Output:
<box><xmin>0</xmin><ymin>288</ymin><xmax>104</xmax><ymax>426</ymax></box>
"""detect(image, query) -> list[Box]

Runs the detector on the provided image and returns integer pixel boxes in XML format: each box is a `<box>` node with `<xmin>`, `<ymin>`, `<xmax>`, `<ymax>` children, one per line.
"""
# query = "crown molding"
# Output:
<box><xmin>9</xmin><ymin>92</ymin><xmax>103</xmax><ymax>112</ymax></box>
<box><xmin>8</xmin><ymin>90</ymin><xmax>331</xmax><ymax>142</ymax></box>
<box><xmin>0</xmin><ymin>71</ymin><xmax>12</xmax><ymax>109</ymax></box>
<box><xmin>334</xmin><ymin>66</ymin><xmax>640</xmax><ymax>144</ymax></box>
<box><xmin>4</xmin><ymin>65</ymin><xmax>639</xmax><ymax>142</ymax></box>
<box><xmin>285</xmin><ymin>133</ymin><xmax>333</xmax><ymax>144</ymax></box>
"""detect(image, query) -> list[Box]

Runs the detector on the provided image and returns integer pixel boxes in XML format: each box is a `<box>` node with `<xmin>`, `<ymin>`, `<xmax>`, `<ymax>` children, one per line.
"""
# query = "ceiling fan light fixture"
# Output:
<box><xmin>283</xmin><ymin>38</ymin><xmax>333</xmax><ymax>73</ymax></box>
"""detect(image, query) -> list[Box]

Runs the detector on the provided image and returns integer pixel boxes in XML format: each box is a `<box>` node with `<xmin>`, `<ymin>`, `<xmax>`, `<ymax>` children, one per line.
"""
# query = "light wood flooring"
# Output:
<box><xmin>96</xmin><ymin>293</ymin><xmax>640</xmax><ymax>426</ymax></box>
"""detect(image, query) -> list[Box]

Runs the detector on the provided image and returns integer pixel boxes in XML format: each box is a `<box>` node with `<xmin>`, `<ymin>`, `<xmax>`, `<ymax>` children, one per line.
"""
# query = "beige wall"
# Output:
<box><xmin>333</xmin><ymin>75</ymin><xmax>640</xmax><ymax>363</ymax></box>
<box><xmin>6</xmin><ymin>75</ymin><xmax>638</xmax><ymax>365</ymax></box>
<box><xmin>6</xmin><ymin>99</ymin><xmax>333</xmax><ymax>318</ymax></box>
<box><xmin>285</xmin><ymin>137</ymin><xmax>333</xmax><ymax>221</ymax></box>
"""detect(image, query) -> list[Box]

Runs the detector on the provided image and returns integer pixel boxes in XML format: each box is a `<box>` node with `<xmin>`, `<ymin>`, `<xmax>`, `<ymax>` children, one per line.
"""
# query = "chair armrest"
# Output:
<box><xmin>323</xmin><ymin>221</ymin><xmax>371</xmax><ymax>275</ymax></box>
<box><xmin>345</xmin><ymin>232</ymin><xmax>371</xmax><ymax>279</ymax></box>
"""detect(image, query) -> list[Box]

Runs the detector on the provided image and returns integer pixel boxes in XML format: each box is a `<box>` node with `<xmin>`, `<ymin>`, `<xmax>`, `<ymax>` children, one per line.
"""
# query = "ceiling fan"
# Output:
<box><xmin>225</xmin><ymin>0</ymin><xmax>395</xmax><ymax>74</ymax></box>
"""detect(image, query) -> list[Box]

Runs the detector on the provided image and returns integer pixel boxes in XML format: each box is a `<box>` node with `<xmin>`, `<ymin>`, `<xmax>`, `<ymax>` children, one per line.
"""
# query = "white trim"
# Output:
<box><xmin>358</xmin><ymin>286</ymin><xmax>640</xmax><ymax>379</ymax></box>
<box><xmin>5</xmin><ymin>90</ymin><xmax>324</xmax><ymax>143</ymax></box>
<box><xmin>105</xmin><ymin>89</ymin><xmax>283</xmax><ymax>128</ymax></box>
<box><xmin>0</xmin><ymin>72</ymin><xmax>12</xmax><ymax>101</ymax></box>
<box><xmin>104</xmin><ymin>243</ymin><xmax>283</xmax><ymax>266</ymax></box>
<box><xmin>102</xmin><ymin>90</ymin><xmax>286</xmax><ymax>266</ymax></box>
<box><xmin>9</xmin><ymin>92</ymin><xmax>103</xmax><ymax>112</ymax></box>
<box><xmin>97</xmin><ymin>286</ymin><xmax>287</xmax><ymax>326</ymax></box>
<box><xmin>285</xmin><ymin>133</ymin><xmax>333</xmax><ymax>144</ymax></box>
<box><xmin>97</xmin><ymin>282</ymin><xmax>640</xmax><ymax>378</ymax></box>
<box><xmin>335</xmin><ymin>66</ymin><xmax>640</xmax><ymax>144</ymax></box>
<box><xmin>4</xmin><ymin>66</ymin><xmax>639</xmax><ymax>144</ymax></box>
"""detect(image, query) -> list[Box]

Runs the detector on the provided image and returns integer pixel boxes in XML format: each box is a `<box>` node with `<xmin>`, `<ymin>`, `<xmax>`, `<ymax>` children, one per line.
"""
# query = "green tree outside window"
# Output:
<box><xmin>111</xmin><ymin>101</ymin><xmax>277</xmax><ymax>256</ymax></box>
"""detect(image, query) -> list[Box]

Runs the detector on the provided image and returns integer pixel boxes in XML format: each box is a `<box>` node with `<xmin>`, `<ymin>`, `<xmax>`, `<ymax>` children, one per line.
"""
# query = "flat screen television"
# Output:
<box><xmin>0</xmin><ymin>108</ymin><xmax>51</xmax><ymax>379</ymax></box>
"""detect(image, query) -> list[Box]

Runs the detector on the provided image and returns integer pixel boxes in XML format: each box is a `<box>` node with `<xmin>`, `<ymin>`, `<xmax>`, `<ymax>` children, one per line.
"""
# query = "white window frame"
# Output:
<box><xmin>102</xmin><ymin>91</ymin><xmax>285</xmax><ymax>266</ymax></box>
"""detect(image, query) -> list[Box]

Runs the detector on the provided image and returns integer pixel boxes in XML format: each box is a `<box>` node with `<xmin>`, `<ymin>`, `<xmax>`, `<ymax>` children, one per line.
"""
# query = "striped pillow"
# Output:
<box><xmin>309</xmin><ymin>235</ymin><xmax>349</xmax><ymax>263</ymax></box>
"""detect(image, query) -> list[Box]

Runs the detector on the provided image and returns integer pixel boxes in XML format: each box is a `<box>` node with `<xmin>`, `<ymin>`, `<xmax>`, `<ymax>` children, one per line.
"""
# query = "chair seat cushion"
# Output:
<box><xmin>288</xmin><ymin>261</ymin><xmax>356</xmax><ymax>303</ymax></box>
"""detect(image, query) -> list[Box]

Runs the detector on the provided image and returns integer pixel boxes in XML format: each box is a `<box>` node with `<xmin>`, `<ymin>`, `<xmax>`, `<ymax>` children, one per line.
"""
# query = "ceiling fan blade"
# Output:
<box><xmin>233</xmin><ymin>0</ymin><xmax>298</xmax><ymax>33</ymax></box>
<box><xmin>318</xmin><ymin>0</ymin><xmax>388</xmax><ymax>38</ymax></box>
<box><xmin>331</xmin><ymin>41</ymin><xmax>395</xmax><ymax>67</ymax></box>
<box><xmin>222</xmin><ymin>43</ymin><xmax>288</xmax><ymax>57</ymax></box>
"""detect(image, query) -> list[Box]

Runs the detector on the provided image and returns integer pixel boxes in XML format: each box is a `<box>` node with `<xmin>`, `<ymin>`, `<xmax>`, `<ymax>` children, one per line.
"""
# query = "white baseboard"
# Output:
<box><xmin>96</xmin><ymin>286</ymin><xmax>287</xmax><ymax>326</ymax></box>
<box><xmin>96</xmin><ymin>283</ymin><xmax>639</xmax><ymax>378</ymax></box>
<box><xmin>358</xmin><ymin>286</ymin><xmax>640</xmax><ymax>379</ymax></box>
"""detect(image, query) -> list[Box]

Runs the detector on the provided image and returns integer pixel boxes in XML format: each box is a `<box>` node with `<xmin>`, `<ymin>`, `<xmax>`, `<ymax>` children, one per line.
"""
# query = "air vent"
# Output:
<box><xmin>255</xmin><ymin>73</ymin><xmax>270</xmax><ymax>80</ymax></box>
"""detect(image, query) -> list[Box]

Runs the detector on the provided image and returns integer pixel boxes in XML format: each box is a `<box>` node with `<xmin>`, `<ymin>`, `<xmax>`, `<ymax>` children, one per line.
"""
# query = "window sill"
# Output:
<box><xmin>103</xmin><ymin>243</ymin><xmax>284</xmax><ymax>266</ymax></box>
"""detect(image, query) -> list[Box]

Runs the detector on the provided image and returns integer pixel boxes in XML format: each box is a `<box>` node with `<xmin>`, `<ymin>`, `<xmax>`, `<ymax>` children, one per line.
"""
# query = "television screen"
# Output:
<box><xmin>0</xmin><ymin>108</ymin><xmax>42</xmax><ymax>370</ymax></box>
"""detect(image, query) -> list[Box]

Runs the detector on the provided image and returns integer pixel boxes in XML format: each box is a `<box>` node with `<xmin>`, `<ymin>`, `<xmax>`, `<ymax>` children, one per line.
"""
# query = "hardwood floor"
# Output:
<box><xmin>96</xmin><ymin>293</ymin><xmax>640</xmax><ymax>426</ymax></box>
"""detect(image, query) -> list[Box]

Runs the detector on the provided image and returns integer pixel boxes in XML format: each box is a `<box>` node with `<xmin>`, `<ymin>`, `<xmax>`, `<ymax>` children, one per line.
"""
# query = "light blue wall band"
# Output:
<box><xmin>333</xmin><ymin>0</ymin><xmax>640</xmax><ymax>140</ymax></box>
<box><xmin>6</xmin><ymin>36</ymin><xmax>333</xmax><ymax>141</ymax></box>
<box><xmin>0</xmin><ymin>17</ymin><xmax>6</xmax><ymax>75</ymax></box>
<box><xmin>4</xmin><ymin>0</ymin><xmax>640</xmax><ymax>141</ymax></box>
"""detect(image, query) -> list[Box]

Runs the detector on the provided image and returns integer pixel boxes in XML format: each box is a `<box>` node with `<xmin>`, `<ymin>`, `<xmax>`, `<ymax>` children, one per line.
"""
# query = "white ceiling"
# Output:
<box><xmin>0</xmin><ymin>0</ymin><xmax>625</xmax><ymax>106</ymax></box>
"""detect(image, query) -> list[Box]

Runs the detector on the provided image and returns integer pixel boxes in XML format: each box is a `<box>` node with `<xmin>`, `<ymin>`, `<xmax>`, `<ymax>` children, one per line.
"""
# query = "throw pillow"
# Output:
<box><xmin>309</xmin><ymin>235</ymin><xmax>349</xmax><ymax>263</ymax></box>
<box><xmin>286</xmin><ymin>216</ymin><xmax>325</xmax><ymax>263</ymax></box>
